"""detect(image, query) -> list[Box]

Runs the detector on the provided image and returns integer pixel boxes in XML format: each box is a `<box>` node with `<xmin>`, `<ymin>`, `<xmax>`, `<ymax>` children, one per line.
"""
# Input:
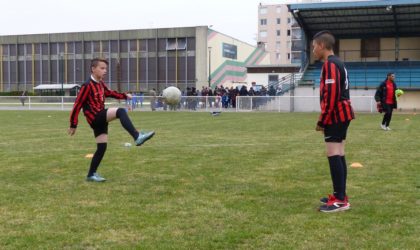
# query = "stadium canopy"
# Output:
<box><xmin>288</xmin><ymin>0</ymin><xmax>420</xmax><ymax>39</ymax></box>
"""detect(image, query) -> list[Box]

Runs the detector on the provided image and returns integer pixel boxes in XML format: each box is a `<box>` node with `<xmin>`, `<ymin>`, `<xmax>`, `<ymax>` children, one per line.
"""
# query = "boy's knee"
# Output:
<box><xmin>116</xmin><ymin>107</ymin><xmax>127</xmax><ymax>118</ymax></box>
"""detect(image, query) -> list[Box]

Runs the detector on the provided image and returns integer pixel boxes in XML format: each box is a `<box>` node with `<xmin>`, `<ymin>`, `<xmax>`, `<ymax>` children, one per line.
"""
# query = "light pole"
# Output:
<box><xmin>208</xmin><ymin>46</ymin><xmax>212</xmax><ymax>87</ymax></box>
<box><xmin>59</xmin><ymin>53</ymin><xmax>64</xmax><ymax>96</ymax></box>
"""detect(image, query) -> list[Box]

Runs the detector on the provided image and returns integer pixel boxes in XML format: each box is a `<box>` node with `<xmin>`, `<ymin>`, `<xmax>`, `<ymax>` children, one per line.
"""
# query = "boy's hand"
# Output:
<box><xmin>316</xmin><ymin>125</ymin><xmax>324</xmax><ymax>132</ymax></box>
<box><xmin>68</xmin><ymin>127</ymin><xmax>76</xmax><ymax>136</ymax></box>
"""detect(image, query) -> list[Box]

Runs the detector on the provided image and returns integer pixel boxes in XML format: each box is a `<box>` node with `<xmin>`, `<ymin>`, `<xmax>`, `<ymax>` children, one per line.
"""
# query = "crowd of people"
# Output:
<box><xmin>182</xmin><ymin>84</ymin><xmax>280</xmax><ymax>110</ymax></box>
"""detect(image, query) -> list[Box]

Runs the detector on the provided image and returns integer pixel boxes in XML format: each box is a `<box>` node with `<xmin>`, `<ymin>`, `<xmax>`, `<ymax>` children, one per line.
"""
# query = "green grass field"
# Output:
<box><xmin>0</xmin><ymin>111</ymin><xmax>418</xmax><ymax>249</ymax></box>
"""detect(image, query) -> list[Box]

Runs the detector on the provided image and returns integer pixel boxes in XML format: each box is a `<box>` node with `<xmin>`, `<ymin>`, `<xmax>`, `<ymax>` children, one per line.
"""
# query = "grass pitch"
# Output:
<box><xmin>0</xmin><ymin>111</ymin><xmax>418</xmax><ymax>249</ymax></box>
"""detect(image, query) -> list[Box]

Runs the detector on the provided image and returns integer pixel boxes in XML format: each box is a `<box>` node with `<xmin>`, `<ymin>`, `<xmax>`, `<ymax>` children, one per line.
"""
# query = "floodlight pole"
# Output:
<box><xmin>60</xmin><ymin>53</ymin><xmax>64</xmax><ymax>96</ymax></box>
<box><xmin>208</xmin><ymin>46</ymin><xmax>212</xmax><ymax>88</ymax></box>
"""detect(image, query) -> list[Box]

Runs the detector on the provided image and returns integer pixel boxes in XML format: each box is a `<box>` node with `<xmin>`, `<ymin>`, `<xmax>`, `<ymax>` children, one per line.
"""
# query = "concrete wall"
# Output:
<box><xmin>293</xmin><ymin>87</ymin><xmax>420</xmax><ymax>112</ymax></box>
<box><xmin>195</xmin><ymin>27</ymin><xmax>208</xmax><ymax>90</ymax></box>
<box><xmin>207</xmin><ymin>30</ymin><xmax>270</xmax><ymax>88</ymax></box>
<box><xmin>310</xmin><ymin>37</ymin><xmax>420</xmax><ymax>63</ymax></box>
<box><xmin>247</xmin><ymin>72</ymin><xmax>290</xmax><ymax>87</ymax></box>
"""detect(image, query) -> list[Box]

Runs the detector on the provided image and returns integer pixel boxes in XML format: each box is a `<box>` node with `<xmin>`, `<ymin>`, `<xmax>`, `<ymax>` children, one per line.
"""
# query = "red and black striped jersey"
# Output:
<box><xmin>69</xmin><ymin>77</ymin><xmax>127</xmax><ymax>128</ymax></box>
<box><xmin>318</xmin><ymin>55</ymin><xmax>355</xmax><ymax>127</ymax></box>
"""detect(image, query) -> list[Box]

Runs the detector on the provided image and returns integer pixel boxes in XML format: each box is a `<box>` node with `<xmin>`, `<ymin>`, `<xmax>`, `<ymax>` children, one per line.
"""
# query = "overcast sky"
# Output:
<box><xmin>0</xmin><ymin>0</ymin><xmax>367</xmax><ymax>45</ymax></box>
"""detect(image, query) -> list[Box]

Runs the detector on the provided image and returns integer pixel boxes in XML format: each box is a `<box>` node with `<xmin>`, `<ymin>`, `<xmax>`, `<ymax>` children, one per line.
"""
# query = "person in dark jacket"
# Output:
<box><xmin>375</xmin><ymin>73</ymin><xmax>397</xmax><ymax>131</ymax></box>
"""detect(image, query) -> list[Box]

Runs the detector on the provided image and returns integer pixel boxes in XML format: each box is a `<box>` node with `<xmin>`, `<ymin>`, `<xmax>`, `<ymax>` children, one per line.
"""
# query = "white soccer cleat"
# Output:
<box><xmin>381</xmin><ymin>124</ymin><xmax>387</xmax><ymax>130</ymax></box>
<box><xmin>386</xmin><ymin>127</ymin><xmax>392</xmax><ymax>131</ymax></box>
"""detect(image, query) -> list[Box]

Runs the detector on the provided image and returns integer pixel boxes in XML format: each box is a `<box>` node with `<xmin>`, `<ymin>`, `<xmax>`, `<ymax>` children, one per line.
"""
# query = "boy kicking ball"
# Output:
<box><xmin>68</xmin><ymin>58</ymin><xmax>155</xmax><ymax>182</ymax></box>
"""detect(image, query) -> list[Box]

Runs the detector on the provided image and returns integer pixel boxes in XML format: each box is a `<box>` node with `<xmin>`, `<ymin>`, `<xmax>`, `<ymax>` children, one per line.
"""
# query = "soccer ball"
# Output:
<box><xmin>395</xmin><ymin>89</ymin><xmax>404</xmax><ymax>98</ymax></box>
<box><xmin>162</xmin><ymin>86</ymin><xmax>182</xmax><ymax>105</ymax></box>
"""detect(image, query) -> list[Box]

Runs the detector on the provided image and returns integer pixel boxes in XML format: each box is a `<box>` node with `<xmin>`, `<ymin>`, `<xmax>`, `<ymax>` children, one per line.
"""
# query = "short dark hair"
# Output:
<box><xmin>387</xmin><ymin>72</ymin><xmax>395</xmax><ymax>77</ymax></box>
<box><xmin>90</xmin><ymin>58</ymin><xmax>108</xmax><ymax>72</ymax></box>
<box><xmin>313</xmin><ymin>30</ymin><xmax>335</xmax><ymax>50</ymax></box>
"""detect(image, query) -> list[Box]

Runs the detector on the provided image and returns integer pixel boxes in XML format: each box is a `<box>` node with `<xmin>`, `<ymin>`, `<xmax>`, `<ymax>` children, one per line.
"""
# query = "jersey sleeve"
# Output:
<box><xmin>69</xmin><ymin>84</ymin><xmax>90</xmax><ymax>128</ymax></box>
<box><xmin>318</xmin><ymin>61</ymin><xmax>340</xmax><ymax>127</ymax></box>
<box><xmin>103</xmin><ymin>83</ymin><xmax>127</xmax><ymax>99</ymax></box>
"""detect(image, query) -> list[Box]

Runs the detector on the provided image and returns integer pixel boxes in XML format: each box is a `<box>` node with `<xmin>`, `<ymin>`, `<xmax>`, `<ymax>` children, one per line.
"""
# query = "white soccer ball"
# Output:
<box><xmin>162</xmin><ymin>86</ymin><xmax>182</xmax><ymax>105</ymax></box>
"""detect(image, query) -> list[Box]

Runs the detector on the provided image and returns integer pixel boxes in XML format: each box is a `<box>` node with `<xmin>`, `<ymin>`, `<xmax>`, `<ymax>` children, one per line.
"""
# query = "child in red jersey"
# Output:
<box><xmin>375</xmin><ymin>73</ymin><xmax>398</xmax><ymax>131</ymax></box>
<box><xmin>68</xmin><ymin>58</ymin><xmax>154</xmax><ymax>182</ymax></box>
<box><xmin>312</xmin><ymin>31</ymin><xmax>355</xmax><ymax>212</ymax></box>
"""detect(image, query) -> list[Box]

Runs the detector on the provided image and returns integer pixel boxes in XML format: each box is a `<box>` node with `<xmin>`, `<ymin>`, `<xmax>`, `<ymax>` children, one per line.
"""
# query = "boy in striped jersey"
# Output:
<box><xmin>68</xmin><ymin>58</ymin><xmax>155</xmax><ymax>182</ymax></box>
<box><xmin>312</xmin><ymin>31</ymin><xmax>355</xmax><ymax>212</ymax></box>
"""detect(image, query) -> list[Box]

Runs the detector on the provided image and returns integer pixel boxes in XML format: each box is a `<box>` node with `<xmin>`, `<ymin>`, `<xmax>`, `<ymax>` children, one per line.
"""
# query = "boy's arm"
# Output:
<box><xmin>374</xmin><ymin>83</ymin><xmax>383</xmax><ymax>102</ymax></box>
<box><xmin>318</xmin><ymin>61</ymin><xmax>339</xmax><ymax>128</ymax></box>
<box><xmin>69</xmin><ymin>84</ymin><xmax>89</xmax><ymax>129</ymax></box>
<box><xmin>103</xmin><ymin>83</ymin><xmax>128</xmax><ymax>100</ymax></box>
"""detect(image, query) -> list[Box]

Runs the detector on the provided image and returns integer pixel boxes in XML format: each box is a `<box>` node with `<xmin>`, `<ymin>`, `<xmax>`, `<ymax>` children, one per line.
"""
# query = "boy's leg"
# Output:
<box><xmin>107</xmin><ymin>107</ymin><xmax>139</xmax><ymax>140</ymax></box>
<box><xmin>386</xmin><ymin>108</ymin><xmax>393</xmax><ymax>127</ymax></box>
<box><xmin>340</xmin><ymin>141</ymin><xmax>347</xmax><ymax>197</ymax></box>
<box><xmin>107</xmin><ymin>107</ymin><xmax>154</xmax><ymax>146</ymax></box>
<box><xmin>382</xmin><ymin>104</ymin><xmax>392</xmax><ymax>127</ymax></box>
<box><xmin>326</xmin><ymin>142</ymin><xmax>345</xmax><ymax>201</ymax></box>
<box><xmin>324</xmin><ymin>123</ymin><xmax>349</xmax><ymax>202</ymax></box>
<box><xmin>87</xmin><ymin>134</ymin><xmax>108</xmax><ymax>178</ymax></box>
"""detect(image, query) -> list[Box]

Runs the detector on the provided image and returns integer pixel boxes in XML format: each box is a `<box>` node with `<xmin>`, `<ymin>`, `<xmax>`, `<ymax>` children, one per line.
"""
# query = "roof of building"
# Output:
<box><xmin>288</xmin><ymin>0</ymin><xmax>420</xmax><ymax>39</ymax></box>
<box><xmin>247</xmin><ymin>64</ymin><xmax>301</xmax><ymax>74</ymax></box>
<box><xmin>34</xmin><ymin>84</ymin><xmax>80</xmax><ymax>90</ymax></box>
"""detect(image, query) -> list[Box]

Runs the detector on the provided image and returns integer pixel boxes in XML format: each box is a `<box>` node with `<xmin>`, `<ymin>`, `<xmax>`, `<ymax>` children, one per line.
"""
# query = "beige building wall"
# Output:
<box><xmin>397</xmin><ymin>91</ymin><xmax>420</xmax><ymax>111</ymax></box>
<box><xmin>311</xmin><ymin>37</ymin><xmax>420</xmax><ymax>63</ymax></box>
<box><xmin>207</xmin><ymin>30</ymin><xmax>270</xmax><ymax>88</ymax></box>
<box><xmin>258</xmin><ymin>4</ymin><xmax>293</xmax><ymax>64</ymax></box>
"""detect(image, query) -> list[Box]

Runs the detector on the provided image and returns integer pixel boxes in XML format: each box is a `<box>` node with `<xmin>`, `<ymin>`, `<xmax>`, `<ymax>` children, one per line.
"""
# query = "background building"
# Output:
<box><xmin>0</xmin><ymin>26</ymin><xmax>269</xmax><ymax>95</ymax></box>
<box><xmin>257</xmin><ymin>2</ymin><xmax>315</xmax><ymax>65</ymax></box>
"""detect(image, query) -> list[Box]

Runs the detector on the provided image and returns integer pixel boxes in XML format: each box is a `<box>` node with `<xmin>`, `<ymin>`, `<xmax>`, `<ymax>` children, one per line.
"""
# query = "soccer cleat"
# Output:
<box><xmin>319</xmin><ymin>196</ymin><xmax>350</xmax><ymax>213</ymax></box>
<box><xmin>135</xmin><ymin>131</ymin><xmax>155</xmax><ymax>146</ymax></box>
<box><xmin>320</xmin><ymin>194</ymin><xmax>336</xmax><ymax>204</ymax></box>
<box><xmin>320</xmin><ymin>194</ymin><xmax>349</xmax><ymax>204</ymax></box>
<box><xmin>380</xmin><ymin>124</ymin><xmax>387</xmax><ymax>130</ymax></box>
<box><xmin>86</xmin><ymin>173</ymin><xmax>106</xmax><ymax>182</ymax></box>
<box><xmin>386</xmin><ymin>127</ymin><xmax>392</xmax><ymax>131</ymax></box>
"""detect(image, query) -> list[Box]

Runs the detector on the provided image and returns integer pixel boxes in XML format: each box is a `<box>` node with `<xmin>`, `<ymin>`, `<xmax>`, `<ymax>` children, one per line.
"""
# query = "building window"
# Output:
<box><xmin>166</xmin><ymin>38</ymin><xmax>187</xmax><ymax>50</ymax></box>
<box><xmin>276</xmin><ymin>6</ymin><xmax>282</xmax><ymax>13</ymax></box>
<box><xmin>276</xmin><ymin>53</ymin><xmax>281</xmax><ymax>61</ymax></box>
<box><xmin>276</xmin><ymin>42</ymin><xmax>281</xmax><ymax>50</ymax></box>
<box><xmin>277</xmin><ymin>18</ymin><xmax>281</xmax><ymax>24</ymax></box>
<box><xmin>287</xmin><ymin>41</ymin><xmax>291</xmax><ymax>49</ymax></box>
<box><xmin>276</xmin><ymin>30</ymin><xmax>281</xmax><ymax>36</ymax></box>
<box><xmin>287</xmin><ymin>30</ymin><xmax>291</xmax><ymax>36</ymax></box>
<box><xmin>260</xmin><ymin>8</ymin><xmax>267</xmax><ymax>14</ymax></box>
<box><xmin>287</xmin><ymin>53</ymin><xmax>290</xmax><ymax>60</ymax></box>
<box><xmin>361</xmin><ymin>38</ymin><xmax>380</xmax><ymax>57</ymax></box>
<box><xmin>260</xmin><ymin>31</ymin><xmax>267</xmax><ymax>38</ymax></box>
<box><xmin>287</xmin><ymin>18</ymin><xmax>291</xmax><ymax>24</ymax></box>
<box><xmin>260</xmin><ymin>19</ymin><xmax>267</xmax><ymax>25</ymax></box>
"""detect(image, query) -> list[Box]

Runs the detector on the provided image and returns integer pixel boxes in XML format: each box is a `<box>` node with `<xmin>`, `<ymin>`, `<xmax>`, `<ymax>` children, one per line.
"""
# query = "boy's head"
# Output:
<box><xmin>90</xmin><ymin>58</ymin><xmax>108</xmax><ymax>80</ymax></box>
<box><xmin>387</xmin><ymin>72</ymin><xmax>395</xmax><ymax>81</ymax></box>
<box><xmin>312</xmin><ymin>30</ymin><xmax>335</xmax><ymax>60</ymax></box>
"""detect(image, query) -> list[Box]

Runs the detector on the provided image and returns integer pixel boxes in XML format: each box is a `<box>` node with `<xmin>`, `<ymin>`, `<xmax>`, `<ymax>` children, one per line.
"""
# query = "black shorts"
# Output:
<box><xmin>90</xmin><ymin>109</ymin><xmax>108</xmax><ymax>137</ymax></box>
<box><xmin>324</xmin><ymin>121</ymin><xmax>350</xmax><ymax>143</ymax></box>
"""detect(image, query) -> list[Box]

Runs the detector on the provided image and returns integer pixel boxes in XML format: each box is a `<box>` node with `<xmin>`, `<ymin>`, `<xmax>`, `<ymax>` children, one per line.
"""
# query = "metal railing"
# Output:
<box><xmin>0</xmin><ymin>95</ymin><xmax>387</xmax><ymax>113</ymax></box>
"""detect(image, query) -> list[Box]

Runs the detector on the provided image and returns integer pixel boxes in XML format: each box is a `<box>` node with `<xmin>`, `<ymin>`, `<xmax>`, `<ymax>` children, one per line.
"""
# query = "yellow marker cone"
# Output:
<box><xmin>85</xmin><ymin>154</ymin><xmax>94</xmax><ymax>158</ymax></box>
<box><xmin>350</xmin><ymin>162</ymin><xmax>363</xmax><ymax>168</ymax></box>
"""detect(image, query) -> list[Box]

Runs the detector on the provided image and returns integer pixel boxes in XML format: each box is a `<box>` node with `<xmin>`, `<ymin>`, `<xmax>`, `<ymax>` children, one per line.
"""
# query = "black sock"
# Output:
<box><xmin>328</xmin><ymin>155</ymin><xmax>345</xmax><ymax>201</ymax></box>
<box><xmin>341</xmin><ymin>155</ymin><xmax>347</xmax><ymax>197</ymax></box>
<box><xmin>116</xmin><ymin>108</ymin><xmax>139</xmax><ymax>140</ymax></box>
<box><xmin>88</xmin><ymin>143</ymin><xmax>107</xmax><ymax>177</ymax></box>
